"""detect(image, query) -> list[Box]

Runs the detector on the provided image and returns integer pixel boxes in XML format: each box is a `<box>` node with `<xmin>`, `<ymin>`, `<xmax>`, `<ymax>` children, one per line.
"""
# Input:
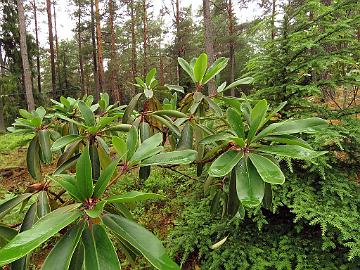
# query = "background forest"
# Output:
<box><xmin>0</xmin><ymin>0</ymin><xmax>360</xmax><ymax>269</ymax></box>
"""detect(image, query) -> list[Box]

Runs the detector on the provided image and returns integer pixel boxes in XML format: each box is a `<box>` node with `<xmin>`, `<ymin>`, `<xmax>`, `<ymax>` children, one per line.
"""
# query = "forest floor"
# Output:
<box><xmin>0</xmin><ymin>132</ymin><xmax>199</xmax><ymax>269</ymax></box>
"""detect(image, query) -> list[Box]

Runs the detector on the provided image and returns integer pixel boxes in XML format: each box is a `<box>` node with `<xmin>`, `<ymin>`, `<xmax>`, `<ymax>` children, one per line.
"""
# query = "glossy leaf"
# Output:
<box><xmin>51</xmin><ymin>135</ymin><xmax>83</xmax><ymax>151</ymax></box>
<box><xmin>247</xmin><ymin>100</ymin><xmax>268</xmax><ymax>142</ymax></box>
<box><xmin>27</xmin><ymin>137</ymin><xmax>41</xmax><ymax>180</ymax></box>
<box><xmin>152</xmin><ymin>110</ymin><xmax>187</xmax><ymax>118</ymax></box>
<box><xmin>0</xmin><ymin>204</ymin><xmax>81</xmax><ymax>266</ymax></box>
<box><xmin>93</xmin><ymin>160</ymin><xmax>118</xmax><ymax>198</ymax></box>
<box><xmin>249</xmin><ymin>153</ymin><xmax>285</xmax><ymax>184</ymax></box>
<box><xmin>130</xmin><ymin>133</ymin><xmax>163</xmax><ymax>163</ymax></box>
<box><xmin>127</xmin><ymin>127</ymin><xmax>138</xmax><ymax>160</ymax></box>
<box><xmin>178</xmin><ymin>57</ymin><xmax>195</xmax><ymax>82</ymax></box>
<box><xmin>38</xmin><ymin>130</ymin><xmax>52</xmax><ymax>164</ymax></box>
<box><xmin>227</xmin><ymin>108</ymin><xmax>244</xmax><ymax>138</ymax></box>
<box><xmin>53</xmin><ymin>175</ymin><xmax>82</xmax><ymax>202</ymax></box>
<box><xmin>103</xmin><ymin>214</ymin><xmax>179</xmax><ymax>270</ymax></box>
<box><xmin>112</xmin><ymin>136</ymin><xmax>128</xmax><ymax>161</ymax></box>
<box><xmin>82</xmin><ymin>224</ymin><xmax>121</xmax><ymax>270</ymax></box>
<box><xmin>257</xmin><ymin>145</ymin><xmax>325</xmax><ymax>160</ymax></box>
<box><xmin>122</xmin><ymin>93</ymin><xmax>142</xmax><ymax>124</ymax></box>
<box><xmin>54</xmin><ymin>154</ymin><xmax>80</xmax><ymax>175</ymax></box>
<box><xmin>36</xmin><ymin>191</ymin><xmax>50</xmax><ymax>218</ymax></box>
<box><xmin>267</xmin><ymin>117</ymin><xmax>328</xmax><ymax>135</ymax></box>
<box><xmin>235</xmin><ymin>160</ymin><xmax>264</xmax><ymax>207</ymax></box>
<box><xmin>0</xmin><ymin>193</ymin><xmax>32</xmax><ymax>219</ymax></box>
<box><xmin>203</xmin><ymin>57</ymin><xmax>228</xmax><ymax>84</ymax></box>
<box><xmin>76</xmin><ymin>146</ymin><xmax>93</xmax><ymax>200</ymax></box>
<box><xmin>208</xmin><ymin>150</ymin><xmax>243</xmax><ymax>177</ymax></box>
<box><xmin>151</xmin><ymin>115</ymin><xmax>181</xmax><ymax>137</ymax></box>
<box><xmin>177</xmin><ymin>122</ymin><xmax>193</xmax><ymax>150</ymax></box>
<box><xmin>141</xmin><ymin>150</ymin><xmax>197</xmax><ymax>166</ymax></box>
<box><xmin>106</xmin><ymin>191</ymin><xmax>164</xmax><ymax>203</ymax></box>
<box><xmin>0</xmin><ymin>225</ymin><xmax>17</xmax><ymax>246</ymax></box>
<box><xmin>41</xmin><ymin>223</ymin><xmax>84</xmax><ymax>270</ymax></box>
<box><xmin>193</xmin><ymin>53</ymin><xmax>208</xmax><ymax>83</ymax></box>
<box><xmin>221</xmin><ymin>77</ymin><xmax>254</xmax><ymax>92</ymax></box>
<box><xmin>78</xmin><ymin>101</ymin><xmax>95</xmax><ymax>126</ymax></box>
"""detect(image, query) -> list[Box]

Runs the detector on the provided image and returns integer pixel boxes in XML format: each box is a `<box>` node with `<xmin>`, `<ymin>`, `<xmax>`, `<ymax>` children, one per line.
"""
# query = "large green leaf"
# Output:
<box><xmin>82</xmin><ymin>224</ymin><xmax>121</xmax><ymax>270</ymax></box>
<box><xmin>202</xmin><ymin>57</ymin><xmax>228</xmax><ymax>84</ymax></box>
<box><xmin>177</xmin><ymin>122</ymin><xmax>193</xmax><ymax>150</ymax></box>
<box><xmin>38</xmin><ymin>130</ymin><xmax>52</xmax><ymax>164</ymax></box>
<box><xmin>36</xmin><ymin>191</ymin><xmax>50</xmax><ymax>218</ymax></box>
<box><xmin>127</xmin><ymin>126</ymin><xmax>138</xmax><ymax>160</ymax></box>
<box><xmin>193</xmin><ymin>53</ymin><xmax>208</xmax><ymax>83</ymax></box>
<box><xmin>249</xmin><ymin>153</ymin><xmax>285</xmax><ymax>184</ymax></box>
<box><xmin>151</xmin><ymin>115</ymin><xmax>181</xmax><ymax>137</ymax></box>
<box><xmin>103</xmin><ymin>214</ymin><xmax>179</xmax><ymax>270</ymax></box>
<box><xmin>53</xmin><ymin>175</ymin><xmax>82</xmax><ymax>201</ymax></box>
<box><xmin>41</xmin><ymin>223</ymin><xmax>84</xmax><ymax>270</ymax></box>
<box><xmin>247</xmin><ymin>100</ymin><xmax>268</xmax><ymax>142</ymax></box>
<box><xmin>265</xmin><ymin>135</ymin><xmax>312</xmax><ymax>149</ymax></box>
<box><xmin>0</xmin><ymin>225</ymin><xmax>17</xmax><ymax>247</ymax></box>
<box><xmin>152</xmin><ymin>110</ymin><xmax>187</xmax><ymax>118</ymax></box>
<box><xmin>235</xmin><ymin>160</ymin><xmax>264</xmax><ymax>207</ymax></box>
<box><xmin>51</xmin><ymin>135</ymin><xmax>83</xmax><ymax>151</ymax></box>
<box><xmin>112</xmin><ymin>136</ymin><xmax>128</xmax><ymax>161</ymax></box>
<box><xmin>227</xmin><ymin>108</ymin><xmax>244</xmax><ymax>138</ymax></box>
<box><xmin>141</xmin><ymin>150</ymin><xmax>197</xmax><ymax>166</ymax></box>
<box><xmin>130</xmin><ymin>133</ymin><xmax>163</xmax><ymax>163</ymax></box>
<box><xmin>93</xmin><ymin>160</ymin><xmax>118</xmax><ymax>198</ymax></box>
<box><xmin>257</xmin><ymin>145</ymin><xmax>325</xmax><ymax>160</ymax></box>
<box><xmin>208</xmin><ymin>150</ymin><xmax>243</xmax><ymax>177</ymax></box>
<box><xmin>267</xmin><ymin>117</ymin><xmax>328</xmax><ymax>135</ymax></box>
<box><xmin>78</xmin><ymin>101</ymin><xmax>96</xmax><ymax>126</ymax></box>
<box><xmin>54</xmin><ymin>154</ymin><xmax>80</xmax><ymax>175</ymax></box>
<box><xmin>106</xmin><ymin>191</ymin><xmax>164</xmax><ymax>203</ymax></box>
<box><xmin>27</xmin><ymin>137</ymin><xmax>41</xmax><ymax>180</ymax></box>
<box><xmin>146</xmin><ymin>68</ymin><xmax>157</xmax><ymax>86</ymax></box>
<box><xmin>122</xmin><ymin>93</ymin><xmax>142</xmax><ymax>124</ymax></box>
<box><xmin>221</xmin><ymin>77</ymin><xmax>254</xmax><ymax>92</ymax></box>
<box><xmin>0</xmin><ymin>204</ymin><xmax>81</xmax><ymax>266</ymax></box>
<box><xmin>199</xmin><ymin>131</ymin><xmax>232</xmax><ymax>145</ymax></box>
<box><xmin>76</xmin><ymin>146</ymin><xmax>93</xmax><ymax>200</ymax></box>
<box><xmin>178</xmin><ymin>57</ymin><xmax>195</xmax><ymax>82</ymax></box>
<box><xmin>0</xmin><ymin>193</ymin><xmax>32</xmax><ymax>219</ymax></box>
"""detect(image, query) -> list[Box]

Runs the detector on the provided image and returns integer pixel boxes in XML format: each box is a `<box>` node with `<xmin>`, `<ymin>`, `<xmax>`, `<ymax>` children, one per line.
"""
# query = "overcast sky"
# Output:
<box><xmin>26</xmin><ymin>0</ymin><xmax>264</xmax><ymax>47</ymax></box>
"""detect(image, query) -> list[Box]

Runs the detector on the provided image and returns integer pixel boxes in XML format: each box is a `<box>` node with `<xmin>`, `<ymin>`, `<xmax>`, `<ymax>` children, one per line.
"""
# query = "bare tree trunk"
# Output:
<box><xmin>175</xmin><ymin>0</ymin><xmax>182</xmax><ymax>84</ymax></box>
<box><xmin>17</xmin><ymin>0</ymin><xmax>35</xmax><ymax>111</ymax></box>
<box><xmin>109</xmin><ymin>0</ymin><xmax>120</xmax><ymax>102</ymax></box>
<box><xmin>203</xmin><ymin>0</ymin><xmax>216</xmax><ymax>96</ymax></box>
<box><xmin>32</xmin><ymin>0</ymin><xmax>41</xmax><ymax>94</ymax></box>
<box><xmin>53</xmin><ymin>1</ymin><xmax>62</xmax><ymax>94</ymax></box>
<box><xmin>227</xmin><ymin>0</ymin><xmax>235</xmax><ymax>96</ymax></box>
<box><xmin>95</xmin><ymin>0</ymin><xmax>104</xmax><ymax>95</ymax></box>
<box><xmin>46</xmin><ymin>0</ymin><xmax>56</xmax><ymax>96</ymax></box>
<box><xmin>90</xmin><ymin>0</ymin><xmax>99</xmax><ymax>98</ymax></box>
<box><xmin>0</xmin><ymin>43</ymin><xmax>5</xmax><ymax>132</ymax></box>
<box><xmin>271</xmin><ymin>0</ymin><xmax>276</xmax><ymax>40</ymax></box>
<box><xmin>142</xmin><ymin>0</ymin><xmax>148</xmax><ymax>77</ymax></box>
<box><xmin>78</xmin><ymin>1</ymin><xmax>85</xmax><ymax>95</ymax></box>
<box><xmin>130</xmin><ymin>0</ymin><xmax>137</xmax><ymax>96</ymax></box>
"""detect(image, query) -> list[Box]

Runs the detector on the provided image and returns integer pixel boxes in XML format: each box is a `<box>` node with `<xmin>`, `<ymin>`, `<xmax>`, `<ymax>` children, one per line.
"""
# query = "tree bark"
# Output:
<box><xmin>203</xmin><ymin>0</ymin><xmax>216</xmax><ymax>96</ymax></box>
<box><xmin>90</xmin><ymin>0</ymin><xmax>99</xmax><ymax>98</ymax></box>
<box><xmin>32</xmin><ymin>0</ymin><xmax>41</xmax><ymax>94</ymax></box>
<box><xmin>271</xmin><ymin>0</ymin><xmax>276</xmax><ymax>40</ymax></box>
<box><xmin>53</xmin><ymin>1</ymin><xmax>62</xmax><ymax>94</ymax></box>
<box><xmin>175</xmin><ymin>0</ymin><xmax>182</xmax><ymax>84</ymax></box>
<box><xmin>46</xmin><ymin>0</ymin><xmax>56</xmax><ymax>96</ymax></box>
<box><xmin>109</xmin><ymin>0</ymin><xmax>120</xmax><ymax>101</ymax></box>
<box><xmin>95</xmin><ymin>0</ymin><xmax>104</xmax><ymax>96</ymax></box>
<box><xmin>227</xmin><ymin>0</ymin><xmax>235</xmax><ymax>96</ymax></box>
<box><xmin>130</xmin><ymin>0</ymin><xmax>137</xmax><ymax>96</ymax></box>
<box><xmin>78</xmin><ymin>1</ymin><xmax>85</xmax><ymax>95</ymax></box>
<box><xmin>17</xmin><ymin>0</ymin><xmax>35</xmax><ymax>111</ymax></box>
<box><xmin>142</xmin><ymin>0</ymin><xmax>148</xmax><ymax>77</ymax></box>
<box><xmin>0</xmin><ymin>43</ymin><xmax>5</xmax><ymax>132</ymax></box>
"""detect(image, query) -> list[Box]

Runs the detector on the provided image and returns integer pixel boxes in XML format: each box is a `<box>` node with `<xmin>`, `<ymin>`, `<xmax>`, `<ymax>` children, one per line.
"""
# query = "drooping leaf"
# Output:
<box><xmin>265</xmin><ymin>135</ymin><xmax>312</xmax><ymax>149</ymax></box>
<box><xmin>235</xmin><ymin>160</ymin><xmax>264</xmax><ymax>207</ymax></box>
<box><xmin>89</xmin><ymin>144</ymin><xmax>100</xmax><ymax>180</ymax></box>
<box><xmin>0</xmin><ymin>193</ymin><xmax>32</xmax><ymax>219</ymax></box>
<box><xmin>41</xmin><ymin>223</ymin><xmax>84</xmax><ymax>270</ymax></box>
<box><xmin>208</xmin><ymin>150</ymin><xmax>243</xmax><ymax>177</ymax></box>
<box><xmin>38</xmin><ymin>130</ymin><xmax>52</xmax><ymax>164</ymax></box>
<box><xmin>51</xmin><ymin>135</ymin><xmax>83</xmax><ymax>151</ymax></box>
<box><xmin>82</xmin><ymin>224</ymin><xmax>121</xmax><ymax>270</ymax></box>
<box><xmin>69</xmin><ymin>242</ymin><xmax>84</xmax><ymax>270</ymax></box>
<box><xmin>151</xmin><ymin>114</ymin><xmax>181</xmax><ymax>137</ymax></box>
<box><xmin>199</xmin><ymin>131</ymin><xmax>232</xmax><ymax>145</ymax></box>
<box><xmin>204</xmin><ymin>96</ymin><xmax>222</xmax><ymax>116</ymax></box>
<box><xmin>127</xmin><ymin>126</ymin><xmax>138</xmax><ymax>160</ymax></box>
<box><xmin>122</xmin><ymin>93</ymin><xmax>142</xmax><ymax>124</ymax></box>
<box><xmin>106</xmin><ymin>191</ymin><xmax>165</xmax><ymax>203</ymax></box>
<box><xmin>152</xmin><ymin>110</ymin><xmax>187</xmax><ymax>118</ymax></box>
<box><xmin>27</xmin><ymin>137</ymin><xmax>41</xmax><ymax>180</ymax></box>
<box><xmin>103</xmin><ymin>214</ymin><xmax>180</xmax><ymax>270</ymax></box>
<box><xmin>78</xmin><ymin>101</ymin><xmax>96</xmax><ymax>126</ymax></box>
<box><xmin>177</xmin><ymin>122</ymin><xmax>193</xmax><ymax>150</ymax></box>
<box><xmin>76</xmin><ymin>146</ymin><xmax>93</xmax><ymax>200</ymax></box>
<box><xmin>0</xmin><ymin>204</ymin><xmax>81</xmax><ymax>266</ymax></box>
<box><xmin>141</xmin><ymin>150</ymin><xmax>197</xmax><ymax>166</ymax></box>
<box><xmin>257</xmin><ymin>145</ymin><xmax>325</xmax><ymax>160</ymax></box>
<box><xmin>0</xmin><ymin>225</ymin><xmax>17</xmax><ymax>247</ymax></box>
<box><xmin>266</xmin><ymin>117</ymin><xmax>328</xmax><ymax>135</ymax></box>
<box><xmin>227</xmin><ymin>169</ymin><xmax>240</xmax><ymax>218</ymax></box>
<box><xmin>54</xmin><ymin>154</ymin><xmax>80</xmax><ymax>175</ymax></box>
<box><xmin>249</xmin><ymin>153</ymin><xmax>285</xmax><ymax>184</ymax></box>
<box><xmin>36</xmin><ymin>191</ymin><xmax>50</xmax><ymax>219</ymax></box>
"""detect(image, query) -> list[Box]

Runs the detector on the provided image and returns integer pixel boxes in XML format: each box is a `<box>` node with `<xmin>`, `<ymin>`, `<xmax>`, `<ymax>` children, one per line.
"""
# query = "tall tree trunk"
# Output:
<box><xmin>46</xmin><ymin>0</ymin><xmax>56</xmax><ymax>96</ymax></box>
<box><xmin>227</xmin><ymin>0</ymin><xmax>235</xmax><ymax>96</ymax></box>
<box><xmin>95</xmin><ymin>0</ymin><xmax>104</xmax><ymax>96</ymax></box>
<box><xmin>78</xmin><ymin>1</ymin><xmax>85</xmax><ymax>95</ymax></box>
<box><xmin>130</xmin><ymin>0</ymin><xmax>137</xmax><ymax>96</ymax></box>
<box><xmin>203</xmin><ymin>0</ymin><xmax>216</xmax><ymax>96</ymax></box>
<box><xmin>53</xmin><ymin>1</ymin><xmax>62</xmax><ymax>94</ymax></box>
<box><xmin>17</xmin><ymin>0</ymin><xmax>35</xmax><ymax>111</ymax></box>
<box><xmin>32</xmin><ymin>0</ymin><xmax>41</xmax><ymax>94</ymax></box>
<box><xmin>109</xmin><ymin>0</ymin><xmax>120</xmax><ymax>102</ymax></box>
<box><xmin>175</xmin><ymin>0</ymin><xmax>182</xmax><ymax>84</ymax></box>
<box><xmin>271</xmin><ymin>0</ymin><xmax>276</xmax><ymax>40</ymax></box>
<box><xmin>142</xmin><ymin>0</ymin><xmax>148</xmax><ymax>77</ymax></box>
<box><xmin>0</xmin><ymin>43</ymin><xmax>5</xmax><ymax>132</ymax></box>
<box><xmin>90</xmin><ymin>0</ymin><xmax>99</xmax><ymax>97</ymax></box>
